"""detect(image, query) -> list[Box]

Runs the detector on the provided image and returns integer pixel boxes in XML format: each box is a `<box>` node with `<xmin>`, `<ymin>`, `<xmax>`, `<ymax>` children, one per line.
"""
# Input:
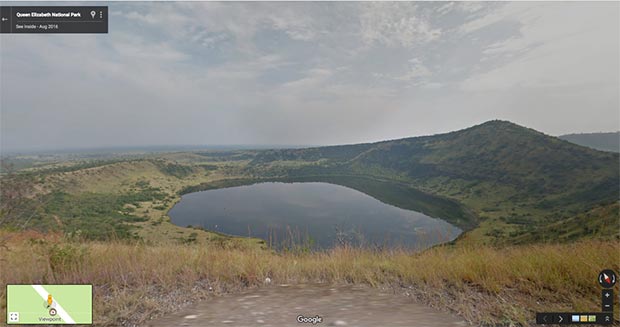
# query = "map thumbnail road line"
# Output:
<box><xmin>31</xmin><ymin>285</ymin><xmax>76</xmax><ymax>324</ymax></box>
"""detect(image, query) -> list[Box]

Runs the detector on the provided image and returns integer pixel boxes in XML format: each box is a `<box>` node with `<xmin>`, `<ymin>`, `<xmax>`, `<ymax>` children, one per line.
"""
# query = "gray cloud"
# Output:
<box><xmin>1</xmin><ymin>1</ymin><xmax>618</xmax><ymax>152</ymax></box>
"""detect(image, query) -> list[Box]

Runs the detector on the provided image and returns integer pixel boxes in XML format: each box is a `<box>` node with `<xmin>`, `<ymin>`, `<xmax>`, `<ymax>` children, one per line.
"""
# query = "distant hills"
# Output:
<box><xmin>559</xmin><ymin>132</ymin><xmax>619</xmax><ymax>152</ymax></box>
<box><xmin>251</xmin><ymin>121</ymin><xmax>618</xmax><ymax>206</ymax></box>
<box><xmin>249</xmin><ymin>120</ymin><xmax>620</xmax><ymax>244</ymax></box>
<box><xmin>9</xmin><ymin>120</ymin><xmax>617</xmax><ymax>246</ymax></box>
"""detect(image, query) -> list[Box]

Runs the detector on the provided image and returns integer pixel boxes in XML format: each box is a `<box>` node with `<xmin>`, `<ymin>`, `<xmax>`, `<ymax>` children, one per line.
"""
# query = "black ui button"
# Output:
<box><xmin>536</xmin><ymin>313</ymin><xmax>569</xmax><ymax>324</ymax></box>
<box><xmin>602</xmin><ymin>289</ymin><xmax>613</xmax><ymax>312</ymax></box>
<box><xmin>536</xmin><ymin>312</ymin><xmax>553</xmax><ymax>324</ymax></box>
<box><xmin>599</xmin><ymin>313</ymin><xmax>613</xmax><ymax>325</ymax></box>
<box><xmin>598</xmin><ymin>269</ymin><xmax>617</xmax><ymax>288</ymax></box>
<box><xmin>0</xmin><ymin>6</ymin><xmax>10</xmax><ymax>33</ymax></box>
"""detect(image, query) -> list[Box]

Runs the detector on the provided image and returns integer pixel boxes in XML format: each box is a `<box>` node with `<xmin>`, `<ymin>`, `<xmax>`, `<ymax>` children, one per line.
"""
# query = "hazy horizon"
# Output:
<box><xmin>1</xmin><ymin>2</ymin><xmax>619</xmax><ymax>152</ymax></box>
<box><xmin>4</xmin><ymin>120</ymin><xmax>619</xmax><ymax>155</ymax></box>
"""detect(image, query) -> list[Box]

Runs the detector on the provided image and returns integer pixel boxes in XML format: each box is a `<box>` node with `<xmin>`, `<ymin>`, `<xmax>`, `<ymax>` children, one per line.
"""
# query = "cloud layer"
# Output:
<box><xmin>1</xmin><ymin>2</ymin><xmax>618</xmax><ymax>151</ymax></box>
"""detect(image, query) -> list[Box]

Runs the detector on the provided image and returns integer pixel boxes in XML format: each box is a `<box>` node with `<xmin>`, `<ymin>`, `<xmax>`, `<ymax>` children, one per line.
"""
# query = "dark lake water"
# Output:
<box><xmin>169</xmin><ymin>182</ymin><xmax>462</xmax><ymax>249</ymax></box>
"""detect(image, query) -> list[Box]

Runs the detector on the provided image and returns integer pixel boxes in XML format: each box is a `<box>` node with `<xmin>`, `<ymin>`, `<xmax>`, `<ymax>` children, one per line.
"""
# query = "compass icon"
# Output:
<box><xmin>598</xmin><ymin>269</ymin><xmax>617</xmax><ymax>288</ymax></box>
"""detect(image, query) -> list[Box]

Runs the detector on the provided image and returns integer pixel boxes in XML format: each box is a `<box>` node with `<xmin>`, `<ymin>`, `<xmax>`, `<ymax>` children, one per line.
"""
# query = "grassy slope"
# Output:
<box><xmin>8</xmin><ymin>121</ymin><xmax>619</xmax><ymax>245</ymax></box>
<box><xmin>248</xmin><ymin>120</ymin><xmax>620</xmax><ymax>245</ymax></box>
<box><xmin>21</xmin><ymin>157</ymin><xmax>263</xmax><ymax>246</ymax></box>
<box><xmin>1</xmin><ymin>231</ymin><xmax>618</xmax><ymax>326</ymax></box>
<box><xmin>2</xmin><ymin>121</ymin><xmax>619</xmax><ymax>326</ymax></box>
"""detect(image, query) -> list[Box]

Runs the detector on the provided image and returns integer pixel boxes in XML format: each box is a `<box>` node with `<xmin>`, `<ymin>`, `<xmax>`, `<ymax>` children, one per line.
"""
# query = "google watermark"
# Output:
<box><xmin>297</xmin><ymin>315</ymin><xmax>323</xmax><ymax>324</ymax></box>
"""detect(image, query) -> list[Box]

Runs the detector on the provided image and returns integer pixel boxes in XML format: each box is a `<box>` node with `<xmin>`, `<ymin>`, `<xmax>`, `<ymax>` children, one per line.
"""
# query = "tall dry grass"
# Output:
<box><xmin>1</xmin><ymin>230</ymin><xmax>618</xmax><ymax>326</ymax></box>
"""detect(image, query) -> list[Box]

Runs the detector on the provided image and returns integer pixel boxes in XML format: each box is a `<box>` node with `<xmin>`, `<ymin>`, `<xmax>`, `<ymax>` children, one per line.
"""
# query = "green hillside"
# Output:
<box><xmin>2</xmin><ymin>120</ymin><xmax>617</xmax><ymax>246</ymax></box>
<box><xmin>559</xmin><ymin>132</ymin><xmax>620</xmax><ymax>153</ymax></box>
<box><xmin>1</xmin><ymin>120</ymin><xmax>618</xmax><ymax>326</ymax></box>
<box><xmin>248</xmin><ymin>120</ymin><xmax>620</xmax><ymax>244</ymax></box>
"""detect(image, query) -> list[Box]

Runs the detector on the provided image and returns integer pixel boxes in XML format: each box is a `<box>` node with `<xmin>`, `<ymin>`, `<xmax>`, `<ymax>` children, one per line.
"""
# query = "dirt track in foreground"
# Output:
<box><xmin>147</xmin><ymin>283</ymin><xmax>467</xmax><ymax>327</ymax></box>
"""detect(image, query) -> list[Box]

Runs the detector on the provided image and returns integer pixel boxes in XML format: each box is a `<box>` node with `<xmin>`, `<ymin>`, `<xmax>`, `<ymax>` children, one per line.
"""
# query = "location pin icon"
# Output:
<box><xmin>90</xmin><ymin>11</ymin><xmax>96</xmax><ymax>19</ymax></box>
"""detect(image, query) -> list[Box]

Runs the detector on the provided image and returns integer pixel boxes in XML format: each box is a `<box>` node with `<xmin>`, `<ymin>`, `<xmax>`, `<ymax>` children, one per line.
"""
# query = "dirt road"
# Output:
<box><xmin>147</xmin><ymin>283</ymin><xmax>467</xmax><ymax>327</ymax></box>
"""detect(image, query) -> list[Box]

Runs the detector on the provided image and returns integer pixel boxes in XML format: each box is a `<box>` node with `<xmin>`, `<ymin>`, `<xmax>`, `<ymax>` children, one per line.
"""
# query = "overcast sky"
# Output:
<box><xmin>1</xmin><ymin>1</ymin><xmax>619</xmax><ymax>152</ymax></box>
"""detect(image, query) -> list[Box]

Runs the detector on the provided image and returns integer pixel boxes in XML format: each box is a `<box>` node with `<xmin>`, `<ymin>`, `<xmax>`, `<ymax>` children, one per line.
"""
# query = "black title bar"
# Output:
<box><xmin>0</xmin><ymin>6</ymin><xmax>108</xmax><ymax>33</ymax></box>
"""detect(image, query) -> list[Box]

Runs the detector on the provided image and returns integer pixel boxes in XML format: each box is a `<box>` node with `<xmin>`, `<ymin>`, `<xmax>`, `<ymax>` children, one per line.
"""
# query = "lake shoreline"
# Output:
<box><xmin>169</xmin><ymin>176</ymin><xmax>472</xmax><ymax>250</ymax></box>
